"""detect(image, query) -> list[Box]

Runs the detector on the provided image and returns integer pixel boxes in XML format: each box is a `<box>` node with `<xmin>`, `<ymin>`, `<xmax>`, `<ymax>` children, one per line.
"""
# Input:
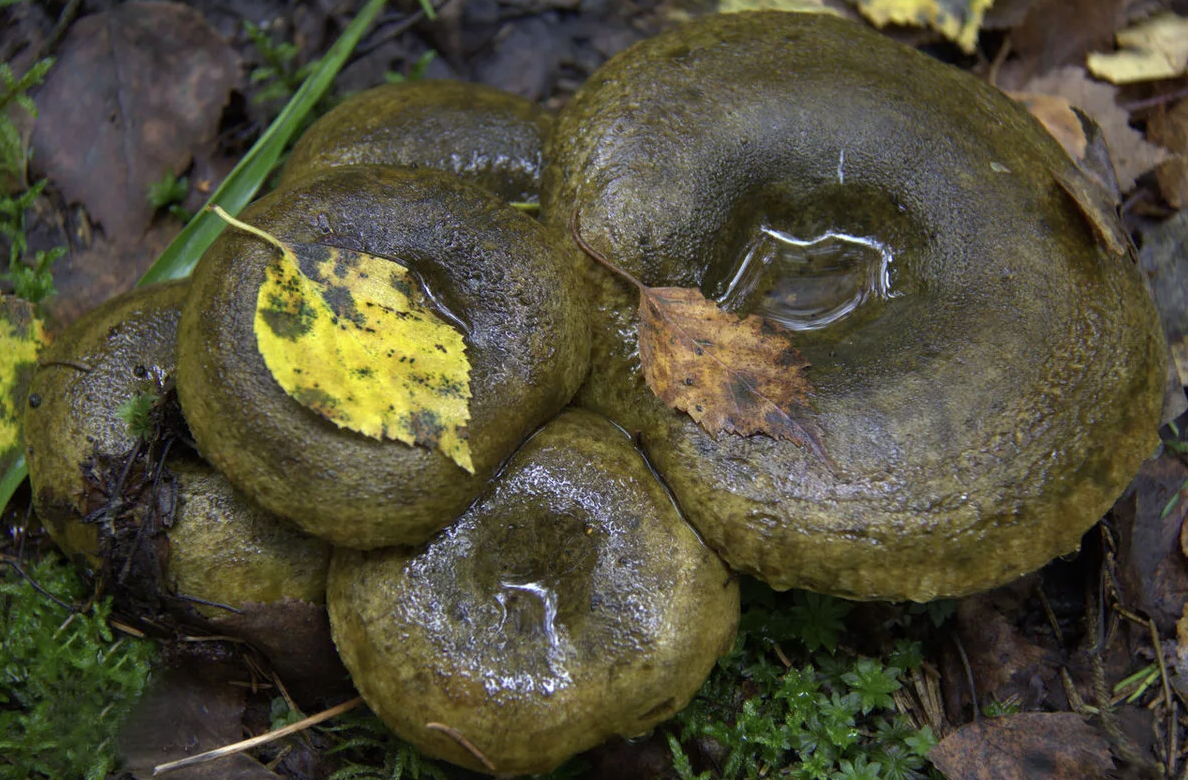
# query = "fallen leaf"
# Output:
<box><xmin>44</xmin><ymin>219</ymin><xmax>180</xmax><ymax>329</ymax></box>
<box><xmin>637</xmin><ymin>286</ymin><xmax>817</xmax><ymax>441</ymax></box>
<box><xmin>570</xmin><ymin>212</ymin><xmax>823</xmax><ymax>456</ymax></box>
<box><xmin>930</xmin><ymin>712</ymin><xmax>1114</xmax><ymax>780</ymax></box>
<box><xmin>954</xmin><ymin>594</ymin><xmax>1055</xmax><ymax>708</ymax></box>
<box><xmin>120</xmin><ymin>666</ymin><xmax>280</xmax><ymax>780</ymax></box>
<box><xmin>850</xmin><ymin>0</ymin><xmax>993</xmax><ymax>53</ymax></box>
<box><xmin>1138</xmin><ymin>210</ymin><xmax>1188</xmax><ymax>388</ymax></box>
<box><xmin>1020</xmin><ymin>66</ymin><xmax>1169</xmax><ymax>191</ymax></box>
<box><xmin>31</xmin><ymin>2</ymin><xmax>239</xmax><ymax>243</ymax></box>
<box><xmin>0</xmin><ymin>295</ymin><xmax>47</xmax><ymax>475</ymax></box>
<box><xmin>1148</xmin><ymin>99</ymin><xmax>1188</xmax><ymax>209</ymax></box>
<box><xmin>1116</xmin><ymin>455</ymin><xmax>1188</xmax><ymax>633</ymax></box>
<box><xmin>1050</xmin><ymin>164</ymin><xmax>1129</xmax><ymax>257</ymax></box>
<box><xmin>216</xmin><ymin>209</ymin><xmax>474</xmax><ymax>473</ymax></box>
<box><xmin>1087</xmin><ymin>11</ymin><xmax>1188</xmax><ymax>84</ymax></box>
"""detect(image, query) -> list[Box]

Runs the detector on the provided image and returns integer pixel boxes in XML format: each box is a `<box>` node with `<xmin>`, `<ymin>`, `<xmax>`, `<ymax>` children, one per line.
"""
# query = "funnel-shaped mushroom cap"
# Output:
<box><xmin>328</xmin><ymin>409</ymin><xmax>739</xmax><ymax>775</ymax></box>
<box><xmin>543</xmin><ymin>11</ymin><xmax>1167</xmax><ymax>600</ymax></box>
<box><xmin>279</xmin><ymin>80</ymin><xmax>551</xmax><ymax>203</ymax></box>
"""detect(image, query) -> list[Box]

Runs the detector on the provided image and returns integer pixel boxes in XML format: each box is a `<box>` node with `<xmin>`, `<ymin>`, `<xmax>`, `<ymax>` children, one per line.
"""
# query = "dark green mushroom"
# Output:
<box><xmin>176</xmin><ymin>165</ymin><xmax>589</xmax><ymax>548</ymax></box>
<box><xmin>328</xmin><ymin>408</ymin><xmax>739</xmax><ymax>776</ymax></box>
<box><xmin>24</xmin><ymin>281</ymin><xmax>190</xmax><ymax>568</ymax></box>
<box><xmin>279</xmin><ymin>79</ymin><xmax>552</xmax><ymax>203</ymax></box>
<box><xmin>542</xmin><ymin>10</ymin><xmax>1167</xmax><ymax>601</ymax></box>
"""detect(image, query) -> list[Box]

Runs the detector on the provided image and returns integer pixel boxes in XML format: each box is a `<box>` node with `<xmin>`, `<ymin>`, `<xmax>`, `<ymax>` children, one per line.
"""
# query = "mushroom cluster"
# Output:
<box><xmin>22</xmin><ymin>9</ymin><xmax>1167</xmax><ymax>776</ymax></box>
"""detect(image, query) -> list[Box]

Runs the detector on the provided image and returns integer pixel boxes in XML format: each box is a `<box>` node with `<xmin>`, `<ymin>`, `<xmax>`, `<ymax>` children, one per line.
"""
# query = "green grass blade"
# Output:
<box><xmin>1</xmin><ymin>452</ymin><xmax>26</xmax><ymax>519</ymax></box>
<box><xmin>137</xmin><ymin>0</ymin><xmax>390</xmax><ymax>286</ymax></box>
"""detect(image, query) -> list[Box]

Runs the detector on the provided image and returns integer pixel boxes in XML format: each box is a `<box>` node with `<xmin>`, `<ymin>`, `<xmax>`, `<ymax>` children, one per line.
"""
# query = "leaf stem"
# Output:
<box><xmin>569</xmin><ymin>207</ymin><xmax>647</xmax><ymax>292</ymax></box>
<box><xmin>207</xmin><ymin>205</ymin><xmax>286</xmax><ymax>255</ymax></box>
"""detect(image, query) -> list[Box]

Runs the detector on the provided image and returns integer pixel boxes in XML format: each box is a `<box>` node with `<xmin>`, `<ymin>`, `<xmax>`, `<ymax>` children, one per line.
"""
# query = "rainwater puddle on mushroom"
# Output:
<box><xmin>489</xmin><ymin>580</ymin><xmax>572</xmax><ymax>697</ymax></box>
<box><xmin>716</xmin><ymin>226</ymin><xmax>898</xmax><ymax>331</ymax></box>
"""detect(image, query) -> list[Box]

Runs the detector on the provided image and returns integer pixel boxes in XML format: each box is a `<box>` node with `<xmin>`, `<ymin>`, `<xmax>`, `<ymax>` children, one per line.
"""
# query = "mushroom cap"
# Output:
<box><xmin>177</xmin><ymin>165</ymin><xmax>590</xmax><ymax>548</ymax></box>
<box><xmin>24</xmin><ymin>280</ymin><xmax>189</xmax><ymax>567</ymax></box>
<box><xmin>165</xmin><ymin>457</ymin><xmax>331</xmax><ymax>613</ymax></box>
<box><xmin>542</xmin><ymin>11</ymin><xmax>1167</xmax><ymax>600</ymax></box>
<box><xmin>328</xmin><ymin>408</ymin><xmax>739</xmax><ymax>775</ymax></box>
<box><xmin>279</xmin><ymin>79</ymin><xmax>551</xmax><ymax>202</ymax></box>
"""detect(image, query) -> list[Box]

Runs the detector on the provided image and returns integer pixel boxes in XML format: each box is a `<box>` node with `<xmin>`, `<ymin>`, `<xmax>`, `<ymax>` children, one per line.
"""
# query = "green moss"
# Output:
<box><xmin>669</xmin><ymin>580</ymin><xmax>940</xmax><ymax>780</ymax></box>
<box><xmin>0</xmin><ymin>553</ymin><xmax>155</xmax><ymax>780</ymax></box>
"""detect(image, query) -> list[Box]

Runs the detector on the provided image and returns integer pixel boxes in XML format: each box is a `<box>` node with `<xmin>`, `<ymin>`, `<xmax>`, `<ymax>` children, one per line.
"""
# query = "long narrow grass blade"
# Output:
<box><xmin>137</xmin><ymin>0</ymin><xmax>391</xmax><ymax>286</ymax></box>
<box><xmin>0</xmin><ymin>453</ymin><xmax>26</xmax><ymax>520</ymax></box>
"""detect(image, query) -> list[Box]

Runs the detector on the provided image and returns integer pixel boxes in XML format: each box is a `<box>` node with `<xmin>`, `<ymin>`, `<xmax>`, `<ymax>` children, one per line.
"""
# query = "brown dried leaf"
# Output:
<box><xmin>931</xmin><ymin>712</ymin><xmax>1113</xmax><ymax>780</ymax></box>
<box><xmin>1117</xmin><ymin>455</ymin><xmax>1188</xmax><ymax>633</ymax></box>
<box><xmin>1148</xmin><ymin>99</ymin><xmax>1188</xmax><ymax>209</ymax></box>
<box><xmin>637</xmin><ymin>286</ymin><xmax>819</xmax><ymax>449</ymax></box>
<box><xmin>1020</xmin><ymin>66</ymin><xmax>1170</xmax><ymax>192</ymax></box>
<box><xmin>570</xmin><ymin>211</ymin><xmax>823</xmax><ymax>454</ymax></box>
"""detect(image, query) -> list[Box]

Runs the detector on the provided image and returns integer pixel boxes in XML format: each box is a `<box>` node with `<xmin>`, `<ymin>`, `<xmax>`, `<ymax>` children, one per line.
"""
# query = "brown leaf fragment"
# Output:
<box><xmin>1148</xmin><ymin>99</ymin><xmax>1188</xmax><ymax>209</ymax></box>
<box><xmin>1139</xmin><ymin>209</ymin><xmax>1188</xmax><ymax>389</ymax></box>
<box><xmin>1116</xmin><ymin>455</ymin><xmax>1188</xmax><ymax>633</ymax></box>
<box><xmin>1051</xmin><ymin>164</ymin><xmax>1129</xmax><ymax>257</ymax></box>
<box><xmin>930</xmin><ymin>712</ymin><xmax>1114</xmax><ymax>780</ymax></box>
<box><xmin>570</xmin><ymin>210</ymin><xmax>824</xmax><ymax>455</ymax></box>
<box><xmin>1019</xmin><ymin>66</ymin><xmax>1169</xmax><ymax>192</ymax></box>
<box><xmin>637</xmin><ymin>286</ymin><xmax>819</xmax><ymax>449</ymax></box>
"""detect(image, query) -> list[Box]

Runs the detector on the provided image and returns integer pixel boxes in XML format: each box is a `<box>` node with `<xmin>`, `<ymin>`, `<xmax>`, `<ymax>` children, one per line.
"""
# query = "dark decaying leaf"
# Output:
<box><xmin>31</xmin><ymin>2</ymin><xmax>239</xmax><ymax>243</ymax></box>
<box><xmin>930</xmin><ymin>712</ymin><xmax>1114</xmax><ymax>780</ymax></box>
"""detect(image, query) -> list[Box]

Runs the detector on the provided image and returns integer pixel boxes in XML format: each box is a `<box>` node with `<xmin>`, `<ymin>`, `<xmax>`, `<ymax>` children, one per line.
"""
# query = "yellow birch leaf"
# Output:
<box><xmin>214</xmin><ymin>208</ymin><xmax>474</xmax><ymax>473</ymax></box>
<box><xmin>1</xmin><ymin>296</ymin><xmax>48</xmax><ymax>474</ymax></box>
<box><xmin>852</xmin><ymin>0</ymin><xmax>994</xmax><ymax>54</ymax></box>
<box><xmin>1087</xmin><ymin>12</ymin><xmax>1188</xmax><ymax>85</ymax></box>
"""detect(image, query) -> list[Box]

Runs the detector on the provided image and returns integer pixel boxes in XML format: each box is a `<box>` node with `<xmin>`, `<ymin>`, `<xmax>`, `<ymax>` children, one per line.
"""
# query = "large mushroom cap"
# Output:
<box><xmin>279</xmin><ymin>79</ymin><xmax>551</xmax><ymax>202</ymax></box>
<box><xmin>328</xmin><ymin>408</ymin><xmax>739</xmax><ymax>775</ymax></box>
<box><xmin>543</xmin><ymin>11</ymin><xmax>1167</xmax><ymax>600</ymax></box>
<box><xmin>177</xmin><ymin>165</ymin><xmax>589</xmax><ymax>548</ymax></box>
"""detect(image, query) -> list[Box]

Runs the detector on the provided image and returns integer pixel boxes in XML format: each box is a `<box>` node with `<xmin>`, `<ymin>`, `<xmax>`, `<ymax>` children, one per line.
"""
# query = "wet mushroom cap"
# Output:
<box><xmin>279</xmin><ymin>79</ymin><xmax>552</xmax><ymax>203</ymax></box>
<box><xmin>328</xmin><ymin>408</ymin><xmax>740</xmax><ymax>776</ymax></box>
<box><xmin>165</xmin><ymin>457</ymin><xmax>331</xmax><ymax>613</ymax></box>
<box><xmin>23</xmin><ymin>280</ymin><xmax>190</xmax><ymax>567</ymax></box>
<box><xmin>542</xmin><ymin>11</ymin><xmax>1167</xmax><ymax>600</ymax></box>
<box><xmin>176</xmin><ymin>165</ymin><xmax>590</xmax><ymax>549</ymax></box>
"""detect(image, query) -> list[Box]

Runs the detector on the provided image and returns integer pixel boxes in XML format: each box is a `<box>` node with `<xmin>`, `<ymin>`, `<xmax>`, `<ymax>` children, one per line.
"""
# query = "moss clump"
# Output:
<box><xmin>0</xmin><ymin>553</ymin><xmax>155</xmax><ymax>780</ymax></box>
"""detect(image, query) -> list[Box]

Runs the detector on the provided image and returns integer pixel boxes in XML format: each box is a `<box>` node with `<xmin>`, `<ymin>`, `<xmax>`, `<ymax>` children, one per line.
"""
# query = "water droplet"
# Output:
<box><xmin>715</xmin><ymin>227</ymin><xmax>897</xmax><ymax>331</ymax></box>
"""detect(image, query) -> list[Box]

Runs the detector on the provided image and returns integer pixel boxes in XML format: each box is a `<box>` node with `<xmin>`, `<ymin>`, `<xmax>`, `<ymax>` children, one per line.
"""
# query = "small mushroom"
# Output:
<box><xmin>543</xmin><ymin>11</ymin><xmax>1167</xmax><ymax>600</ymax></box>
<box><xmin>328</xmin><ymin>408</ymin><xmax>739</xmax><ymax>776</ymax></box>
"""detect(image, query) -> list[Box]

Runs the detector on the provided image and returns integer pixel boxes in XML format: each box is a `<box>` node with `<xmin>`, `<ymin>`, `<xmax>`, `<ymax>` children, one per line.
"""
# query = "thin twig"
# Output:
<box><xmin>152</xmin><ymin>696</ymin><xmax>362</xmax><ymax>776</ymax></box>
<box><xmin>425</xmin><ymin>722</ymin><xmax>496</xmax><ymax>773</ymax></box>
<box><xmin>952</xmin><ymin>633</ymin><xmax>978</xmax><ymax>721</ymax></box>
<box><xmin>0</xmin><ymin>556</ymin><xmax>74</xmax><ymax>611</ymax></box>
